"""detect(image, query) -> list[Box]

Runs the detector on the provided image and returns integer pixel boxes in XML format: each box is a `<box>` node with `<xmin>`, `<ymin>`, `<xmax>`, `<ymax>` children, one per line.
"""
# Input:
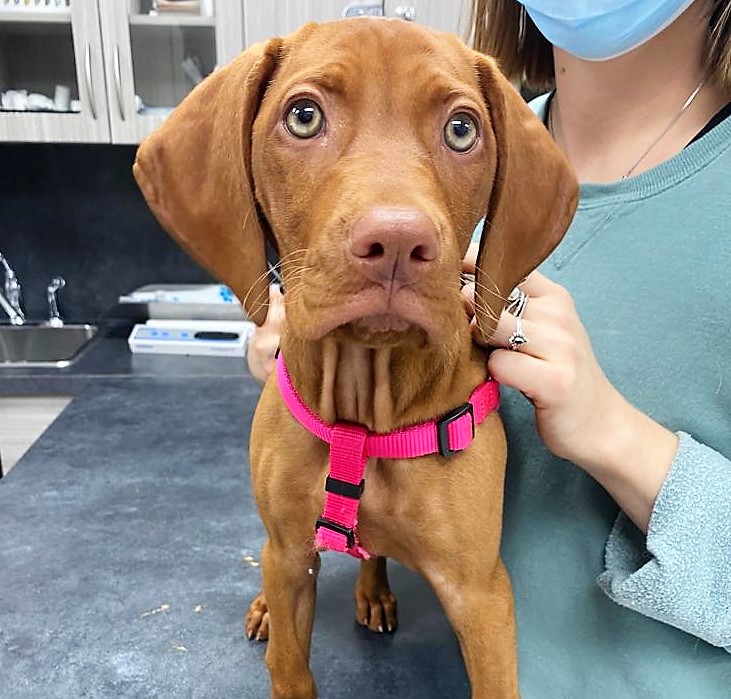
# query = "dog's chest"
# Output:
<box><xmin>347</xmin><ymin>455</ymin><xmax>460</xmax><ymax>563</ymax></box>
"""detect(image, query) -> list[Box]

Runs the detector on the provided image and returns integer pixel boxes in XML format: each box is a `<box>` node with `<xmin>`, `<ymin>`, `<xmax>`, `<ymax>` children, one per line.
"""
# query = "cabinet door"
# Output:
<box><xmin>99</xmin><ymin>0</ymin><xmax>244</xmax><ymax>145</ymax></box>
<box><xmin>0</xmin><ymin>1</ymin><xmax>110</xmax><ymax>143</ymax></box>
<box><xmin>383</xmin><ymin>0</ymin><xmax>470</xmax><ymax>36</ymax></box>
<box><xmin>242</xmin><ymin>0</ymin><xmax>468</xmax><ymax>46</ymax></box>
<box><xmin>243</xmin><ymin>0</ymin><xmax>382</xmax><ymax>46</ymax></box>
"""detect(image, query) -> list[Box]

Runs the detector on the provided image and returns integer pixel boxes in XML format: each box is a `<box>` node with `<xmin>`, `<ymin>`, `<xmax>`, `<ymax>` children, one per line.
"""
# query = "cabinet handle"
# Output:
<box><xmin>84</xmin><ymin>44</ymin><xmax>98</xmax><ymax>120</ymax></box>
<box><xmin>341</xmin><ymin>2</ymin><xmax>384</xmax><ymax>17</ymax></box>
<box><xmin>395</xmin><ymin>5</ymin><xmax>416</xmax><ymax>21</ymax></box>
<box><xmin>113</xmin><ymin>45</ymin><xmax>126</xmax><ymax>122</ymax></box>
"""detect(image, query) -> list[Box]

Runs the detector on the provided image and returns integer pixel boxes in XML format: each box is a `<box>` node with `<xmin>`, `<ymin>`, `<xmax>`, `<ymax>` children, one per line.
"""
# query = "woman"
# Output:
<box><xmin>464</xmin><ymin>0</ymin><xmax>730</xmax><ymax>695</ymax></box>
<box><xmin>248</xmin><ymin>1</ymin><xmax>730</xmax><ymax>694</ymax></box>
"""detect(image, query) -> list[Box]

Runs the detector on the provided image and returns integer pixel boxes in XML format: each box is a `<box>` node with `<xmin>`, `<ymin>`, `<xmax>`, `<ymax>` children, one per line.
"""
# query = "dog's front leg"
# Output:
<box><xmin>261</xmin><ymin>537</ymin><xmax>319</xmax><ymax>699</ymax></box>
<box><xmin>425</xmin><ymin>559</ymin><xmax>519</xmax><ymax>699</ymax></box>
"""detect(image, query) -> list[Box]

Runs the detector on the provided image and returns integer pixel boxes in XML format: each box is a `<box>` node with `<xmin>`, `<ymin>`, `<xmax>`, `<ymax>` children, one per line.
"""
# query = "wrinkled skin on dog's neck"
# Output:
<box><xmin>281</xmin><ymin>327</ymin><xmax>487</xmax><ymax>433</ymax></box>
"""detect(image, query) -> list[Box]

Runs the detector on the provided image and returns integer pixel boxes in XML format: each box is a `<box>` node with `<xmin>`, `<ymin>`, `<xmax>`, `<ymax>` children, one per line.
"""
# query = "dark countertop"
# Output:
<box><xmin>0</xmin><ymin>336</ymin><xmax>251</xmax><ymax>396</ymax></box>
<box><xmin>0</xmin><ymin>342</ymin><xmax>468</xmax><ymax>697</ymax></box>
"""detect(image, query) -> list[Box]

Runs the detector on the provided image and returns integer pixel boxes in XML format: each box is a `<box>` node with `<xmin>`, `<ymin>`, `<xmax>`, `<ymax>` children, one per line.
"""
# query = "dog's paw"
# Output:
<box><xmin>245</xmin><ymin>594</ymin><xmax>270</xmax><ymax>641</ymax></box>
<box><xmin>354</xmin><ymin>587</ymin><xmax>398</xmax><ymax>634</ymax></box>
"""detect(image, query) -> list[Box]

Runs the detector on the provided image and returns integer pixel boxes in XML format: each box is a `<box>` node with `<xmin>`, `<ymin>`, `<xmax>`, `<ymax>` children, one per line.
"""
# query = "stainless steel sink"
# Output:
<box><xmin>0</xmin><ymin>324</ymin><xmax>98</xmax><ymax>367</ymax></box>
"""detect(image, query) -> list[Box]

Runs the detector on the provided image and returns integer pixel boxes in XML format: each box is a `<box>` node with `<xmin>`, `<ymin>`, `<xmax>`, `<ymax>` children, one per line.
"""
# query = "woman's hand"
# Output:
<box><xmin>484</xmin><ymin>271</ymin><xmax>625</xmax><ymax>469</ymax></box>
<box><xmin>246</xmin><ymin>284</ymin><xmax>284</xmax><ymax>384</ymax></box>
<box><xmin>463</xmin><ymin>246</ymin><xmax>678</xmax><ymax>531</ymax></box>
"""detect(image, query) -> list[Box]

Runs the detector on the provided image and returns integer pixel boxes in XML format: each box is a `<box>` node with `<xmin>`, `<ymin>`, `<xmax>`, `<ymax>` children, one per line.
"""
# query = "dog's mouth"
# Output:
<box><xmin>351</xmin><ymin>313</ymin><xmax>413</xmax><ymax>333</ymax></box>
<box><xmin>335</xmin><ymin>313</ymin><xmax>426</xmax><ymax>347</ymax></box>
<box><xmin>296</xmin><ymin>284</ymin><xmax>443</xmax><ymax>345</ymax></box>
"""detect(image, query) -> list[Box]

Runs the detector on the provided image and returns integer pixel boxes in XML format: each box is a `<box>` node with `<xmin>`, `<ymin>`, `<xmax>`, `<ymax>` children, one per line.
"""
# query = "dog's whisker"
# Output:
<box><xmin>473</xmin><ymin>290</ymin><xmax>504</xmax><ymax>315</ymax></box>
<box><xmin>473</xmin><ymin>296</ymin><xmax>500</xmax><ymax>327</ymax></box>
<box><xmin>241</xmin><ymin>249</ymin><xmax>310</xmax><ymax>310</ymax></box>
<box><xmin>278</xmin><ymin>254</ymin><xmax>311</xmax><ymax>283</ymax></box>
<box><xmin>473</xmin><ymin>263</ymin><xmax>505</xmax><ymax>293</ymax></box>
<box><xmin>242</xmin><ymin>267</ymin><xmax>276</xmax><ymax>313</ymax></box>
<box><xmin>279</xmin><ymin>271</ymin><xmax>311</xmax><ymax>293</ymax></box>
<box><xmin>277</xmin><ymin>249</ymin><xmax>308</xmax><ymax>265</ymax></box>
<box><xmin>278</xmin><ymin>259</ymin><xmax>308</xmax><ymax>275</ymax></box>
<box><xmin>474</xmin><ymin>296</ymin><xmax>498</xmax><ymax>319</ymax></box>
<box><xmin>281</xmin><ymin>265</ymin><xmax>311</xmax><ymax>280</ymax></box>
<box><xmin>281</xmin><ymin>281</ymin><xmax>309</xmax><ymax>302</ymax></box>
<box><xmin>472</xmin><ymin>277</ymin><xmax>508</xmax><ymax>305</ymax></box>
<box><xmin>242</xmin><ymin>287</ymin><xmax>271</xmax><ymax>319</ymax></box>
<box><xmin>272</xmin><ymin>250</ymin><xmax>307</xmax><ymax>270</ymax></box>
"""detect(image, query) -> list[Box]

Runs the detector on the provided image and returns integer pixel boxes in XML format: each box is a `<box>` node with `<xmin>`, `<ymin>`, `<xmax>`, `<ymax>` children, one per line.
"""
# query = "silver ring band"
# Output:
<box><xmin>506</xmin><ymin>288</ymin><xmax>529</xmax><ymax>319</ymax></box>
<box><xmin>508</xmin><ymin>317</ymin><xmax>529</xmax><ymax>351</ymax></box>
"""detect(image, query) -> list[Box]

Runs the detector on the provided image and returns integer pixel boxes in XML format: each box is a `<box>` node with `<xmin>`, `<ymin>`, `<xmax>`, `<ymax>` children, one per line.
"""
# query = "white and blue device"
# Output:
<box><xmin>128</xmin><ymin>320</ymin><xmax>255</xmax><ymax>357</ymax></box>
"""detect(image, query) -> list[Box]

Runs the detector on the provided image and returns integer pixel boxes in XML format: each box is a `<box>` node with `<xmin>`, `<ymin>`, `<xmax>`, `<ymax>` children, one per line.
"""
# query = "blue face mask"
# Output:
<box><xmin>520</xmin><ymin>0</ymin><xmax>696</xmax><ymax>61</ymax></box>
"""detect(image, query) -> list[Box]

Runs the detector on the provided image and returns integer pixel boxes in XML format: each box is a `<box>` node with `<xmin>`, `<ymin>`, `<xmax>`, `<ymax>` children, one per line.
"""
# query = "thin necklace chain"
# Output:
<box><xmin>549</xmin><ymin>78</ymin><xmax>707</xmax><ymax>180</ymax></box>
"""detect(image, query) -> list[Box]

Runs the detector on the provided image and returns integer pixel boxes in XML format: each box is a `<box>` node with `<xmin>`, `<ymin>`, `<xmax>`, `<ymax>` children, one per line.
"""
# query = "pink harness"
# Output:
<box><xmin>276</xmin><ymin>353</ymin><xmax>500</xmax><ymax>559</ymax></box>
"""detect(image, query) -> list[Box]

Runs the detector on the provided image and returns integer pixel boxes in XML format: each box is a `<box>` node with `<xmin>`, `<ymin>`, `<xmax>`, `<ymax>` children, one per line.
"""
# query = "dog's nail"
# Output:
<box><xmin>378</xmin><ymin>625</ymin><xmax>383</xmax><ymax>633</ymax></box>
<box><xmin>387</xmin><ymin>624</ymin><xmax>393</xmax><ymax>632</ymax></box>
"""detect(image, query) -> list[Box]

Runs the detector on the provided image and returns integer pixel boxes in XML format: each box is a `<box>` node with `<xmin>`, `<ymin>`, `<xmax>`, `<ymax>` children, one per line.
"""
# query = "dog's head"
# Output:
<box><xmin>134</xmin><ymin>19</ymin><xmax>577</xmax><ymax>348</ymax></box>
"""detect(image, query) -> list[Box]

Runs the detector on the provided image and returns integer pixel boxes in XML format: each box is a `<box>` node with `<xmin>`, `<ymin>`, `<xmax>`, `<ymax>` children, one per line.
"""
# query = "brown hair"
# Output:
<box><xmin>468</xmin><ymin>0</ymin><xmax>731</xmax><ymax>93</ymax></box>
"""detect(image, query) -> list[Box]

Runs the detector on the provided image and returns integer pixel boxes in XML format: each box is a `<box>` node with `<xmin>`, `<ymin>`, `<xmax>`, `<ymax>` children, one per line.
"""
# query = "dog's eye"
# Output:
<box><xmin>285</xmin><ymin>99</ymin><xmax>324</xmax><ymax>139</ymax></box>
<box><xmin>444</xmin><ymin>112</ymin><xmax>478</xmax><ymax>152</ymax></box>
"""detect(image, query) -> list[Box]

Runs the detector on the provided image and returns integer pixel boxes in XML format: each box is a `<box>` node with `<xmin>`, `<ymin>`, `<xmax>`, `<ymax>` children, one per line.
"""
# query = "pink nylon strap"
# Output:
<box><xmin>315</xmin><ymin>424</ymin><xmax>372</xmax><ymax>558</ymax></box>
<box><xmin>276</xmin><ymin>354</ymin><xmax>499</xmax><ymax>558</ymax></box>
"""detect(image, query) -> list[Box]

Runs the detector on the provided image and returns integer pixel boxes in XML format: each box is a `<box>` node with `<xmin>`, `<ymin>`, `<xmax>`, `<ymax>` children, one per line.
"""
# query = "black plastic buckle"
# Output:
<box><xmin>436</xmin><ymin>402</ymin><xmax>475</xmax><ymax>458</ymax></box>
<box><xmin>315</xmin><ymin>517</ymin><xmax>356</xmax><ymax>548</ymax></box>
<box><xmin>325</xmin><ymin>476</ymin><xmax>365</xmax><ymax>500</ymax></box>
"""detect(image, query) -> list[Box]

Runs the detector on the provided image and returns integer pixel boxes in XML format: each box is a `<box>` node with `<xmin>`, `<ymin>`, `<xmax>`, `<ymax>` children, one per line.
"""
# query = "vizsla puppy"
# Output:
<box><xmin>134</xmin><ymin>18</ymin><xmax>577</xmax><ymax>699</ymax></box>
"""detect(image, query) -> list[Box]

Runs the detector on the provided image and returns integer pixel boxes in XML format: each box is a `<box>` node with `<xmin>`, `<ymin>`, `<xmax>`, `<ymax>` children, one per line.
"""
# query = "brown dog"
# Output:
<box><xmin>134</xmin><ymin>18</ymin><xmax>577</xmax><ymax>699</ymax></box>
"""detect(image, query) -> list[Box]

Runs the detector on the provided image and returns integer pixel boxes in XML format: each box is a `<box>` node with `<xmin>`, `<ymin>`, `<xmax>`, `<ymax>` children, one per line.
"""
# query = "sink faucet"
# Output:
<box><xmin>47</xmin><ymin>276</ymin><xmax>66</xmax><ymax>327</ymax></box>
<box><xmin>0</xmin><ymin>253</ymin><xmax>25</xmax><ymax>325</ymax></box>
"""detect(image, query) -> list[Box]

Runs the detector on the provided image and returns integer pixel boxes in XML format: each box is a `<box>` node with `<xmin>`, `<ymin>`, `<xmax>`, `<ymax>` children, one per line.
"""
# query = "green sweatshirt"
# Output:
<box><xmin>472</xmin><ymin>94</ymin><xmax>731</xmax><ymax>697</ymax></box>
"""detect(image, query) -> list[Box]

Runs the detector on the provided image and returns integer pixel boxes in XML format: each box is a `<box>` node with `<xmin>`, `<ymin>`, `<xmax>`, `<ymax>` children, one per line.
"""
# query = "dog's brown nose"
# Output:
<box><xmin>349</xmin><ymin>207</ymin><xmax>438</xmax><ymax>286</ymax></box>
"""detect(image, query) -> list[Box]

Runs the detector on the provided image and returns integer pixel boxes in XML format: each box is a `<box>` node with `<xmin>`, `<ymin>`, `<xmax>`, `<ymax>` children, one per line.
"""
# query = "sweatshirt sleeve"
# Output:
<box><xmin>597</xmin><ymin>432</ymin><xmax>731</xmax><ymax>651</ymax></box>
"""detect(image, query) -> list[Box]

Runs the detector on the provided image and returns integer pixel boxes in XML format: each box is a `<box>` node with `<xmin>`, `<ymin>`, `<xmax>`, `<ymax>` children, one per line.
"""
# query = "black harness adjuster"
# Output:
<box><xmin>315</xmin><ymin>517</ymin><xmax>356</xmax><ymax>549</ymax></box>
<box><xmin>325</xmin><ymin>476</ymin><xmax>365</xmax><ymax>500</ymax></box>
<box><xmin>435</xmin><ymin>402</ymin><xmax>475</xmax><ymax>458</ymax></box>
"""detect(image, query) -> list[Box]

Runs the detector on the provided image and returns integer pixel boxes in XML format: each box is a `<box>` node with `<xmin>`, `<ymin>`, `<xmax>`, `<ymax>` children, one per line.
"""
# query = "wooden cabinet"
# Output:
<box><xmin>0</xmin><ymin>0</ymin><xmax>468</xmax><ymax>143</ymax></box>
<box><xmin>0</xmin><ymin>0</ymin><xmax>243</xmax><ymax>144</ymax></box>
<box><xmin>98</xmin><ymin>0</ymin><xmax>243</xmax><ymax>144</ymax></box>
<box><xmin>0</xmin><ymin>3</ymin><xmax>110</xmax><ymax>143</ymax></box>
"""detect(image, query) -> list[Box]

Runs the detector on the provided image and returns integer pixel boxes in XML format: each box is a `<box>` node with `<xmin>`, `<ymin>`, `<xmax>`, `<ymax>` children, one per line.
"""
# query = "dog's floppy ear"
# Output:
<box><xmin>472</xmin><ymin>54</ymin><xmax>579</xmax><ymax>341</ymax></box>
<box><xmin>133</xmin><ymin>39</ymin><xmax>282</xmax><ymax>325</ymax></box>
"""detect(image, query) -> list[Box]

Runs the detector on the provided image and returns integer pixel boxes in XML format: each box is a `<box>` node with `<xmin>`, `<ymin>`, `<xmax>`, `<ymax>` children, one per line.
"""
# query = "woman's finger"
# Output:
<box><xmin>480</xmin><ymin>311</ymin><xmax>562</xmax><ymax>361</ymax></box>
<box><xmin>462</xmin><ymin>242</ymin><xmax>479</xmax><ymax>274</ymax></box>
<box><xmin>461</xmin><ymin>281</ymin><xmax>476</xmax><ymax>318</ymax></box>
<box><xmin>478</xmin><ymin>308</ymin><xmax>525</xmax><ymax>348</ymax></box>
<box><xmin>517</xmin><ymin>270</ymin><xmax>563</xmax><ymax>298</ymax></box>
<box><xmin>487</xmin><ymin>348</ymin><xmax>552</xmax><ymax>406</ymax></box>
<box><xmin>265</xmin><ymin>284</ymin><xmax>285</xmax><ymax>327</ymax></box>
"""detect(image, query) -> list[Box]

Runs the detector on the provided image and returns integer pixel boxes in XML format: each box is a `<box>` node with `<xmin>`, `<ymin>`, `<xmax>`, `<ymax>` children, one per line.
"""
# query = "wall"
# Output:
<box><xmin>0</xmin><ymin>144</ymin><xmax>211</xmax><ymax>323</ymax></box>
